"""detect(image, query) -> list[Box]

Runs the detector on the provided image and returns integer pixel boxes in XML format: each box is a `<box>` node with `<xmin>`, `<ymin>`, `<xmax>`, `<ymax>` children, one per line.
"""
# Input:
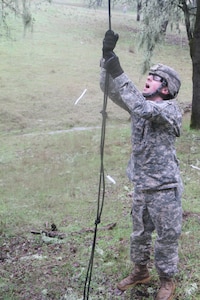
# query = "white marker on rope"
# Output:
<box><xmin>191</xmin><ymin>165</ymin><xmax>200</xmax><ymax>171</ymax></box>
<box><xmin>74</xmin><ymin>88</ymin><xmax>87</xmax><ymax>105</ymax></box>
<box><xmin>106</xmin><ymin>175</ymin><xmax>116</xmax><ymax>184</ymax></box>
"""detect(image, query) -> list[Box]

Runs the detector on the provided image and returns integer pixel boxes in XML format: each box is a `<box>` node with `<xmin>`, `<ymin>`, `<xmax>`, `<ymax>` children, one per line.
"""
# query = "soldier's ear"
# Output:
<box><xmin>161</xmin><ymin>86</ymin><xmax>169</xmax><ymax>95</ymax></box>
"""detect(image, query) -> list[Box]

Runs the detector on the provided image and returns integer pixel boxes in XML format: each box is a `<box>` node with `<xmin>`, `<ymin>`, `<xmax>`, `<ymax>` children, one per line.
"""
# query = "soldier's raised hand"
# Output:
<box><xmin>102</xmin><ymin>30</ymin><xmax>119</xmax><ymax>58</ymax></box>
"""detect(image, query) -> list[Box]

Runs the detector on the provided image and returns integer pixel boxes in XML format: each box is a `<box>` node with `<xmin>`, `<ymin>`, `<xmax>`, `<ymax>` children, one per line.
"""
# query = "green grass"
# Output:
<box><xmin>0</xmin><ymin>1</ymin><xmax>200</xmax><ymax>299</ymax></box>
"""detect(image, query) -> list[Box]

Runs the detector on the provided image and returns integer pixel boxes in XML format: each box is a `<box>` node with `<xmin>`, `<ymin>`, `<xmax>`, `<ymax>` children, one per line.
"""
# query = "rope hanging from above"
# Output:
<box><xmin>82</xmin><ymin>1</ymin><xmax>112</xmax><ymax>299</ymax></box>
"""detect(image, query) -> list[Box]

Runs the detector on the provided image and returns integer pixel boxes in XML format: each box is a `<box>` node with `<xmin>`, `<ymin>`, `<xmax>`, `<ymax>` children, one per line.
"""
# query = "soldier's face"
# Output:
<box><xmin>142</xmin><ymin>73</ymin><xmax>163</xmax><ymax>97</ymax></box>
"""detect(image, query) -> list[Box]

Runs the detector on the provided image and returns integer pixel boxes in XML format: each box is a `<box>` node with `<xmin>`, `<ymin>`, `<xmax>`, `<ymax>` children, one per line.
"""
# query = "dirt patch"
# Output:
<box><xmin>165</xmin><ymin>33</ymin><xmax>189</xmax><ymax>47</ymax></box>
<box><xmin>0</xmin><ymin>232</ymin><xmax>82</xmax><ymax>299</ymax></box>
<box><xmin>183</xmin><ymin>210</ymin><xmax>200</xmax><ymax>221</ymax></box>
<box><xmin>0</xmin><ymin>210</ymin><xmax>198</xmax><ymax>299</ymax></box>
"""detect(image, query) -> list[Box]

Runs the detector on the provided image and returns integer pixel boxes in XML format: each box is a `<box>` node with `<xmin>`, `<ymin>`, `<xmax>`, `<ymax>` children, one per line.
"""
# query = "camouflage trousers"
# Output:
<box><xmin>130</xmin><ymin>187</ymin><xmax>182</xmax><ymax>277</ymax></box>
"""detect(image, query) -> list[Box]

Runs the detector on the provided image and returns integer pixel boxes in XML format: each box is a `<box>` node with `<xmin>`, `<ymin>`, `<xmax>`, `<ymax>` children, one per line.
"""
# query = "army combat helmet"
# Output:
<box><xmin>144</xmin><ymin>63</ymin><xmax>181</xmax><ymax>100</ymax></box>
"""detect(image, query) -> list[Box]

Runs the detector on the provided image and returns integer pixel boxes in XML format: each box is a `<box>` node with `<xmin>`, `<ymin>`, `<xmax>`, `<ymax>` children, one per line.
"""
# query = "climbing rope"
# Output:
<box><xmin>83</xmin><ymin>1</ymin><xmax>111</xmax><ymax>299</ymax></box>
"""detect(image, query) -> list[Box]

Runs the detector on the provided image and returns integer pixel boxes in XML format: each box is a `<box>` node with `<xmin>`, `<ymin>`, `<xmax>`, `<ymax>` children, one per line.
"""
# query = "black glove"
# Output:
<box><xmin>104</xmin><ymin>51</ymin><xmax>124</xmax><ymax>79</ymax></box>
<box><xmin>102</xmin><ymin>30</ymin><xmax>119</xmax><ymax>59</ymax></box>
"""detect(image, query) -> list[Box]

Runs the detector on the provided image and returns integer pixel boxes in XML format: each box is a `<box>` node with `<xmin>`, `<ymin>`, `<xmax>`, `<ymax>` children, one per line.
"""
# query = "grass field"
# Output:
<box><xmin>0</xmin><ymin>1</ymin><xmax>200</xmax><ymax>299</ymax></box>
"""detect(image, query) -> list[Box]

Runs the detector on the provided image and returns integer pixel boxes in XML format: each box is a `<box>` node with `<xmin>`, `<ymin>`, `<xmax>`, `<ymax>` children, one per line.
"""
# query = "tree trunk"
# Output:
<box><xmin>190</xmin><ymin>0</ymin><xmax>200</xmax><ymax>129</ymax></box>
<box><xmin>137</xmin><ymin>0</ymin><xmax>142</xmax><ymax>21</ymax></box>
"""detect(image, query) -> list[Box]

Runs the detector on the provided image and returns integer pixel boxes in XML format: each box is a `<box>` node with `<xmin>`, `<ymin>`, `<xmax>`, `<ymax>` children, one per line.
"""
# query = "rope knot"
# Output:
<box><xmin>100</xmin><ymin>110</ymin><xmax>107</xmax><ymax>118</ymax></box>
<box><xmin>95</xmin><ymin>218</ymin><xmax>101</xmax><ymax>225</ymax></box>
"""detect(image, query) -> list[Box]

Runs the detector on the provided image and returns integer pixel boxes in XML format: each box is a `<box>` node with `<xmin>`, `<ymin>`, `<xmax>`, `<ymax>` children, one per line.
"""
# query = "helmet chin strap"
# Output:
<box><xmin>143</xmin><ymin>89</ymin><xmax>160</xmax><ymax>99</ymax></box>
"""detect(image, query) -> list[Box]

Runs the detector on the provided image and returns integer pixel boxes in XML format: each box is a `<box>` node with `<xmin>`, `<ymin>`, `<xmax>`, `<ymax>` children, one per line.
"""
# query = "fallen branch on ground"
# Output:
<box><xmin>31</xmin><ymin>222</ymin><xmax>117</xmax><ymax>238</ymax></box>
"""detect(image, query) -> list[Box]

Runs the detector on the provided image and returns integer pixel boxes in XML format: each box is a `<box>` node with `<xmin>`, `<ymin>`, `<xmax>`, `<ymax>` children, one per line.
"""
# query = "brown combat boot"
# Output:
<box><xmin>117</xmin><ymin>264</ymin><xmax>151</xmax><ymax>291</ymax></box>
<box><xmin>155</xmin><ymin>277</ymin><xmax>175</xmax><ymax>300</ymax></box>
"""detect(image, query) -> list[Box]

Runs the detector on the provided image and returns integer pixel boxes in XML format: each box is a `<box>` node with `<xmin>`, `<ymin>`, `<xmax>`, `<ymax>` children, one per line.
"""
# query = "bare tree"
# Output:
<box><xmin>22</xmin><ymin>0</ymin><xmax>33</xmax><ymax>36</ymax></box>
<box><xmin>136</xmin><ymin>0</ymin><xmax>142</xmax><ymax>21</ymax></box>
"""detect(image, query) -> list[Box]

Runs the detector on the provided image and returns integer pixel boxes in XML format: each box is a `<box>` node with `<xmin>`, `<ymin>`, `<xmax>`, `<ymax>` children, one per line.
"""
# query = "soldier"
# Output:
<box><xmin>100</xmin><ymin>30</ymin><xmax>183</xmax><ymax>300</ymax></box>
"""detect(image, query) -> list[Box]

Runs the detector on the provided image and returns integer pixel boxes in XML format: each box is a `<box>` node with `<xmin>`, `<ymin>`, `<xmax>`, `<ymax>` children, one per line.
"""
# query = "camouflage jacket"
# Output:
<box><xmin>100</xmin><ymin>69</ymin><xmax>182</xmax><ymax>191</ymax></box>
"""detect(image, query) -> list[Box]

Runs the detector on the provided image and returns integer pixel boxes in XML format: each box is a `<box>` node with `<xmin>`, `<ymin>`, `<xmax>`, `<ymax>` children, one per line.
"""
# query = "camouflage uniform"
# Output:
<box><xmin>100</xmin><ymin>68</ymin><xmax>183</xmax><ymax>277</ymax></box>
